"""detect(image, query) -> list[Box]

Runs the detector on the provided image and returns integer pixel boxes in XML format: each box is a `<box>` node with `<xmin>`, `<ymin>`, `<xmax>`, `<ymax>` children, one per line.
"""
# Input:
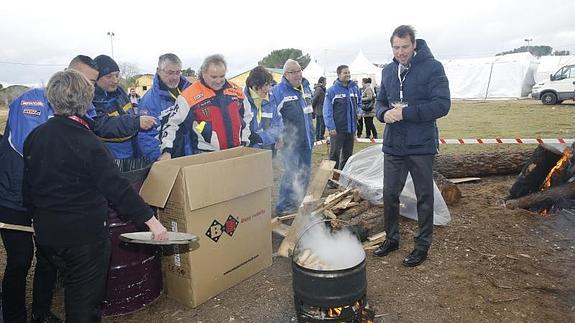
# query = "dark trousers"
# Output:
<box><xmin>38</xmin><ymin>239</ymin><xmax>111</xmax><ymax>323</ymax></box>
<box><xmin>363</xmin><ymin>117</ymin><xmax>378</xmax><ymax>139</ymax></box>
<box><xmin>315</xmin><ymin>116</ymin><xmax>326</xmax><ymax>141</ymax></box>
<box><xmin>0</xmin><ymin>207</ymin><xmax>57</xmax><ymax>323</ymax></box>
<box><xmin>356</xmin><ymin>117</ymin><xmax>364</xmax><ymax>137</ymax></box>
<box><xmin>329</xmin><ymin>132</ymin><xmax>354</xmax><ymax>170</ymax></box>
<box><xmin>383</xmin><ymin>154</ymin><xmax>434</xmax><ymax>251</ymax></box>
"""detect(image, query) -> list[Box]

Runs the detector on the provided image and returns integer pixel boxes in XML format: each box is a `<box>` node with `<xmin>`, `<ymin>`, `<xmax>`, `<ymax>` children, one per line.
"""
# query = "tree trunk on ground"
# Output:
<box><xmin>505</xmin><ymin>181</ymin><xmax>575</xmax><ymax>211</ymax></box>
<box><xmin>435</xmin><ymin>150</ymin><xmax>533</xmax><ymax>178</ymax></box>
<box><xmin>433</xmin><ymin>171</ymin><xmax>462</xmax><ymax>205</ymax></box>
<box><xmin>338</xmin><ymin>200</ymin><xmax>371</xmax><ymax>221</ymax></box>
<box><xmin>345</xmin><ymin>207</ymin><xmax>383</xmax><ymax>234</ymax></box>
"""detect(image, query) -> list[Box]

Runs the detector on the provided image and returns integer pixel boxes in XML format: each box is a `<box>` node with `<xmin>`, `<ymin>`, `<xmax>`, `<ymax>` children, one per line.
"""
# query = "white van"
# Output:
<box><xmin>531</xmin><ymin>64</ymin><xmax>575</xmax><ymax>104</ymax></box>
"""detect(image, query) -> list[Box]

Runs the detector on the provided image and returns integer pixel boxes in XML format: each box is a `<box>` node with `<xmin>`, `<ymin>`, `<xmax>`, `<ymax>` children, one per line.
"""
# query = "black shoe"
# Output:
<box><xmin>373</xmin><ymin>240</ymin><xmax>399</xmax><ymax>257</ymax></box>
<box><xmin>31</xmin><ymin>312</ymin><xmax>63</xmax><ymax>323</ymax></box>
<box><xmin>403</xmin><ymin>249</ymin><xmax>428</xmax><ymax>267</ymax></box>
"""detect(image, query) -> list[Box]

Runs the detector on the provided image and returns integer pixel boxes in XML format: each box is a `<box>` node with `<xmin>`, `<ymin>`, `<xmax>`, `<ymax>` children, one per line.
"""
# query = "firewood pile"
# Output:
<box><xmin>272</xmin><ymin>184</ymin><xmax>387</xmax><ymax>256</ymax></box>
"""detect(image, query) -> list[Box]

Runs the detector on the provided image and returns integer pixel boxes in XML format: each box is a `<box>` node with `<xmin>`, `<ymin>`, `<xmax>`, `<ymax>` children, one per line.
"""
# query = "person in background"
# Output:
<box><xmin>312</xmin><ymin>76</ymin><xmax>327</xmax><ymax>141</ymax></box>
<box><xmin>272</xmin><ymin>59</ymin><xmax>314</xmax><ymax>216</ymax></box>
<box><xmin>361</xmin><ymin>77</ymin><xmax>377</xmax><ymax>139</ymax></box>
<box><xmin>243</xmin><ymin>66</ymin><xmax>282</xmax><ymax>150</ymax></box>
<box><xmin>128</xmin><ymin>88</ymin><xmax>141</xmax><ymax>107</ymax></box>
<box><xmin>23</xmin><ymin>69</ymin><xmax>168</xmax><ymax>323</ymax></box>
<box><xmin>373</xmin><ymin>25</ymin><xmax>450</xmax><ymax>267</ymax></box>
<box><xmin>138</xmin><ymin>53</ymin><xmax>191</xmax><ymax>161</ymax></box>
<box><xmin>159</xmin><ymin>54</ymin><xmax>249</xmax><ymax>158</ymax></box>
<box><xmin>355</xmin><ymin>79</ymin><xmax>364</xmax><ymax>139</ymax></box>
<box><xmin>0</xmin><ymin>55</ymin><xmax>100</xmax><ymax>323</ymax></box>
<box><xmin>323</xmin><ymin>65</ymin><xmax>361</xmax><ymax>171</ymax></box>
<box><xmin>92</xmin><ymin>55</ymin><xmax>157</xmax><ymax>164</ymax></box>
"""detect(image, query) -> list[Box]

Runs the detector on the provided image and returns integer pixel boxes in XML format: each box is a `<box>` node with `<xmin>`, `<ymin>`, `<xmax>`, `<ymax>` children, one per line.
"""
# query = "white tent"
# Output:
<box><xmin>349</xmin><ymin>50</ymin><xmax>383</xmax><ymax>86</ymax></box>
<box><xmin>534</xmin><ymin>55</ymin><xmax>575</xmax><ymax>83</ymax></box>
<box><xmin>442</xmin><ymin>53</ymin><xmax>537</xmax><ymax>99</ymax></box>
<box><xmin>302</xmin><ymin>59</ymin><xmax>326</xmax><ymax>85</ymax></box>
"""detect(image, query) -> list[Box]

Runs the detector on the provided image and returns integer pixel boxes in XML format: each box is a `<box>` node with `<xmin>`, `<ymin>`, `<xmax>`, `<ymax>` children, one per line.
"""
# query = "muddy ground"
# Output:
<box><xmin>2</xmin><ymin>172</ymin><xmax>574</xmax><ymax>322</ymax></box>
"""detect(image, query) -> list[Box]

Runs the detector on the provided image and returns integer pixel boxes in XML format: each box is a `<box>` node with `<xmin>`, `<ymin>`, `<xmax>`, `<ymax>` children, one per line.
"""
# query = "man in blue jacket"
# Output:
<box><xmin>92</xmin><ymin>55</ymin><xmax>157</xmax><ymax>164</ymax></box>
<box><xmin>373</xmin><ymin>25</ymin><xmax>450</xmax><ymax>267</ymax></box>
<box><xmin>323</xmin><ymin>65</ymin><xmax>361</xmax><ymax>170</ymax></box>
<box><xmin>138</xmin><ymin>53</ymin><xmax>191</xmax><ymax>160</ymax></box>
<box><xmin>272</xmin><ymin>59</ymin><xmax>314</xmax><ymax>216</ymax></box>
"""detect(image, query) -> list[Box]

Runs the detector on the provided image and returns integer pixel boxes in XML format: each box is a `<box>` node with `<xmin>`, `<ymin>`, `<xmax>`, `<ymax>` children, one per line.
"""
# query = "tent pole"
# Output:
<box><xmin>485</xmin><ymin>61</ymin><xmax>495</xmax><ymax>100</ymax></box>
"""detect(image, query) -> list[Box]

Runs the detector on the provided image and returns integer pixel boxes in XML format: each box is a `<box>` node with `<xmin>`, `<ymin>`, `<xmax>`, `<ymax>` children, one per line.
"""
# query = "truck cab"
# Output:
<box><xmin>531</xmin><ymin>64</ymin><xmax>575</xmax><ymax>104</ymax></box>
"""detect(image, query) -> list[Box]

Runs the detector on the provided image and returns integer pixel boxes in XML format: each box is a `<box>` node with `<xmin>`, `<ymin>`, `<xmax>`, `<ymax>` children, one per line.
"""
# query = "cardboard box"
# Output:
<box><xmin>140</xmin><ymin>147</ymin><xmax>273</xmax><ymax>307</ymax></box>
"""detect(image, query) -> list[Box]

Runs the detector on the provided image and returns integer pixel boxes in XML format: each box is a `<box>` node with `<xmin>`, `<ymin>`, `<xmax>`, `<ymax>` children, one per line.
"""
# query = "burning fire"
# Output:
<box><xmin>540</xmin><ymin>147</ymin><xmax>573</xmax><ymax>191</ymax></box>
<box><xmin>537</xmin><ymin>147</ymin><xmax>573</xmax><ymax>216</ymax></box>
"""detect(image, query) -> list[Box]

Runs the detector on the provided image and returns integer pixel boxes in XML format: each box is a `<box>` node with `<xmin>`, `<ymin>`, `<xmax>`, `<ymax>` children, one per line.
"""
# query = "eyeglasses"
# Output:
<box><xmin>286</xmin><ymin>69</ymin><xmax>302</xmax><ymax>74</ymax></box>
<box><xmin>162</xmin><ymin>69</ymin><xmax>182</xmax><ymax>77</ymax></box>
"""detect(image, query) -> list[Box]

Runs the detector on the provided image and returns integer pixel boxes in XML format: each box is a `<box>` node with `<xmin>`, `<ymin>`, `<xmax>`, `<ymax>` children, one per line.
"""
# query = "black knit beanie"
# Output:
<box><xmin>94</xmin><ymin>55</ymin><xmax>119</xmax><ymax>79</ymax></box>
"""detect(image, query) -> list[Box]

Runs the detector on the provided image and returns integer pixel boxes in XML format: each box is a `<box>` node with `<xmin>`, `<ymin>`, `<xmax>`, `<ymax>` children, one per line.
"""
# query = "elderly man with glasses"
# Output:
<box><xmin>138</xmin><ymin>53</ymin><xmax>192</xmax><ymax>160</ymax></box>
<box><xmin>271</xmin><ymin>59</ymin><xmax>315</xmax><ymax>216</ymax></box>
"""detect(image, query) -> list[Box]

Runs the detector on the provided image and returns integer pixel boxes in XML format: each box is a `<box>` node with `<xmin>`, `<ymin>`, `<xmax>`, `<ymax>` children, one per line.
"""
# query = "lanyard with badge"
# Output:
<box><xmin>397</xmin><ymin>64</ymin><xmax>410</xmax><ymax>103</ymax></box>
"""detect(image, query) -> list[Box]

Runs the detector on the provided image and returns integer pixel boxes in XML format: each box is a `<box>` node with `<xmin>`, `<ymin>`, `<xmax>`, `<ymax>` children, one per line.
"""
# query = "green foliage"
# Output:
<box><xmin>258</xmin><ymin>48</ymin><xmax>311</xmax><ymax>69</ymax></box>
<box><xmin>496</xmin><ymin>45</ymin><xmax>552</xmax><ymax>57</ymax></box>
<box><xmin>182</xmin><ymin>67</ymin><xmax>196</xmax><ymax>78</ymax></box>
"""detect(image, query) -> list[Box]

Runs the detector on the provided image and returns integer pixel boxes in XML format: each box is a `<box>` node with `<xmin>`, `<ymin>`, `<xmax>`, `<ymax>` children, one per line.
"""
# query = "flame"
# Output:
<box><xmin>541</xmin><ymin>147</ymin><xmax>572</xmax><ymax>191</ymax></box>
<box><xmin>327</xmin><ymin>306</ymin><xmax>342</xmax><ymax>317</ymax></box>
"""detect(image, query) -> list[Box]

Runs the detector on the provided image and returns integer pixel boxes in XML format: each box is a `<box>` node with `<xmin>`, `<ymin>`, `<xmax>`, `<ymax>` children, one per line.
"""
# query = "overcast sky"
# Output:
<box><xmin>1</xmin><ymin>0</ymin><xmax>574</xmax><ymax>86</ymax></box>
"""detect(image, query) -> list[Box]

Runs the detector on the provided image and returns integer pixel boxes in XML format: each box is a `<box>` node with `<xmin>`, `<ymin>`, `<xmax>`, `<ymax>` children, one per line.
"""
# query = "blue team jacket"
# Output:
<box><xmin>271</xmin><ymin>77</ymin><xmax>314</xmax><ymax>150</ymax></box>
<box><xmin>138</xmin><ymin>74</ymin><xmax>191</xmax><ymax>161</ymax></box>
<box><xmin>323</xmin><ymin>79</ymin><xmax>361</xmax><ymax>134</ymax></box>
<box><xmin>243</xmin><ymin>87</ymin><xmax>283</xmax><ymax>149</ymax></box>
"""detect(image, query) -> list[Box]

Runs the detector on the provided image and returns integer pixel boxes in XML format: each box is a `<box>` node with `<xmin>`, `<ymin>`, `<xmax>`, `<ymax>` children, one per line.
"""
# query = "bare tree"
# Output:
<box><xmin>118</xmin><ymin>62</ymin><xmax>140</xmax><ymax>89</ymax></box>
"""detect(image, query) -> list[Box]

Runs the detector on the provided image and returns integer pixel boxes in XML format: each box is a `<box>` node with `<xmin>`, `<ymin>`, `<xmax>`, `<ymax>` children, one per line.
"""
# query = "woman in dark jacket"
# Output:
<box><xmin>23</xmin><ymin>70</ymin><xmax>167</xmax><ymax>323</ymax></box>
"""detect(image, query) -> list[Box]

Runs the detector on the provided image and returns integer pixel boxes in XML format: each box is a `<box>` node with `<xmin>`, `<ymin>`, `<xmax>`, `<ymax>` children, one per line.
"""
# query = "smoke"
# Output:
<box><xmin>278</xmin><ymin>121</ymin><xmax>312</xmax><ymax>209</ymax></box>
<box><xmin>295</xmin><ymin>215</ymin><xmax>365</xmax><ymax>270</ymax></box>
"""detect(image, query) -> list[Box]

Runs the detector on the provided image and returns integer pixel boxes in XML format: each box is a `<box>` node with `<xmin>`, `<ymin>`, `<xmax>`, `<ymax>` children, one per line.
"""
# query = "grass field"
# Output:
<box><xmin>315</xmin><ymin>99</ymin><xmax>575</xmax><ymax>160</ymax></box>
<box><xmin>2</xmin><ymin>100</ymin><xmax>573</xmax><ymax>155</ymax></box>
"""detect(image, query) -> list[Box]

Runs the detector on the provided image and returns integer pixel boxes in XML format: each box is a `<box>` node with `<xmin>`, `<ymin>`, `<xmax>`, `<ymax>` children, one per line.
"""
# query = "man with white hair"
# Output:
<box><xmin>271</xmin><ymin>59</ymin><xmax>315</xmax><ymax>216</ymax></box>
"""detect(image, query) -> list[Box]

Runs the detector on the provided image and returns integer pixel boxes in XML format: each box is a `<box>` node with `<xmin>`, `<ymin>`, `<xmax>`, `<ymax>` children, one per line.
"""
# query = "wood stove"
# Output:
<box><xmin>292</xmin><ymin>258</ymin><xmax>374</xmax><ymax>322</ymax></box>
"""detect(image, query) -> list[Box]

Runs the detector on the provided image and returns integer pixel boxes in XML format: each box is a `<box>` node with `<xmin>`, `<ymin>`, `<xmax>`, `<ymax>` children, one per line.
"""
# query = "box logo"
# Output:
<box><xmin>205</xmin><ymin>215</ymin><xmax>239</xmax><ymax>242</ymax></box>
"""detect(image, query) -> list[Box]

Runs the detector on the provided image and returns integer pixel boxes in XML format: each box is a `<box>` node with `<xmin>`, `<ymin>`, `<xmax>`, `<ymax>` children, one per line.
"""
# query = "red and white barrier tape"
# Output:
<box><xmin>313</xmin><ymin>138</ymin><xmax>574</xmax><ymax>146</ymax></box>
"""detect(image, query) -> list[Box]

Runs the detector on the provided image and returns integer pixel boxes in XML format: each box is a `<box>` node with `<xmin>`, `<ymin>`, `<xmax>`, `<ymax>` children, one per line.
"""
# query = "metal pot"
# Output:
<box><xmin>292</xmin><ymin>219</ymin><xmax>367</xmax><ymax>308</ymax></box>
<box><xmin>292</xmin><ymin>257</ymin><xmax>367</xmax><ymax>308</ymax></box>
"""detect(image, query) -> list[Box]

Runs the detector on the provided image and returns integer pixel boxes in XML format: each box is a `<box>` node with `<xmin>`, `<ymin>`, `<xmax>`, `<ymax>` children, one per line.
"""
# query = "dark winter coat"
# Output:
<box><xmin>376</xmin><ymin>39</ymin><xmax>450</xmax><ymax>156</ymax></box>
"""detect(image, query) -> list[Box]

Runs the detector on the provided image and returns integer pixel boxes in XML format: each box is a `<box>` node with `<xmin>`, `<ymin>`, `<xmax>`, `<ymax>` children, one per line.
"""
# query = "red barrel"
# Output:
<box><xmin>102</xmin><ymin>162</ymin><xmax>162</xmax><ymax>316</ymax></box>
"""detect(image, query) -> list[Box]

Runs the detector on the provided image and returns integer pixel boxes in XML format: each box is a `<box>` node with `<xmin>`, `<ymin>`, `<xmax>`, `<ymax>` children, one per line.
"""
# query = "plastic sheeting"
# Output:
<box><xmin>339</xmin><ymin>145</ymin><xmax>451</xmax><ymax>226</ymax></box>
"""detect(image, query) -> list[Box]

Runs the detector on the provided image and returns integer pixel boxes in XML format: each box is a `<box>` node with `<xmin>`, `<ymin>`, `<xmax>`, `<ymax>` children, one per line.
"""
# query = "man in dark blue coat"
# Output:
<box><xmin>373</xmin><ymin>25</ymin><xmax>450</xmax><ymax>267</ymax></box>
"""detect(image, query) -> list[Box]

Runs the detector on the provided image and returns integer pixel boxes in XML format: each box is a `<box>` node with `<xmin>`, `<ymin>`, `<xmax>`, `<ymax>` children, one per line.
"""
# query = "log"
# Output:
<box><xmin>346</xmin><ymin>209</ymin><xmax>383</xmax><ymax>234</ymax></box>
<box><xmin>435</xmin><ymin>150</ymin><xmax>532</xmax><ymax>178</ymax></box>
<box><xmin>433</xmin><ymin>171</ymin><xmax>462</xmax><ymax>205</ymax></box>
<box><xmin>505</xmin><ymin>181</ymin><xmax>575</xmax><ymax>211</ymax></box>
<box><xmin>338</xmin><ymin>200</ymin><xmax>371</xmax><ymax>221</ymax></box>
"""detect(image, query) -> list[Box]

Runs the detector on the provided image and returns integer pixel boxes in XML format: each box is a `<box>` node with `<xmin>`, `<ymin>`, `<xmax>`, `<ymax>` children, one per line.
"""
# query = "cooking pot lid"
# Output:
<box><xmin>119</xmin><ymin>231</ymin><xmax>198</xmax><ymax>245</ymax></box>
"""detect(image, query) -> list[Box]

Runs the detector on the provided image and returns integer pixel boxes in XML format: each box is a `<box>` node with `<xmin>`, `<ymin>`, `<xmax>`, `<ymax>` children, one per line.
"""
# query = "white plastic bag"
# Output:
<box><xmin>339</xmin><ymin>144</ymin><xmax>451</xmax><ymax>225</ymax></box>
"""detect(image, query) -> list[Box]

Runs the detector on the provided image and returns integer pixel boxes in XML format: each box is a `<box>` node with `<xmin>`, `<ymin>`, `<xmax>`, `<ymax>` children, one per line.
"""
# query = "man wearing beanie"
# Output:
<box><xmin>92</xmin><ymin>55</ymin><xmax>157</xmax><ymax>165</ymax></box>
